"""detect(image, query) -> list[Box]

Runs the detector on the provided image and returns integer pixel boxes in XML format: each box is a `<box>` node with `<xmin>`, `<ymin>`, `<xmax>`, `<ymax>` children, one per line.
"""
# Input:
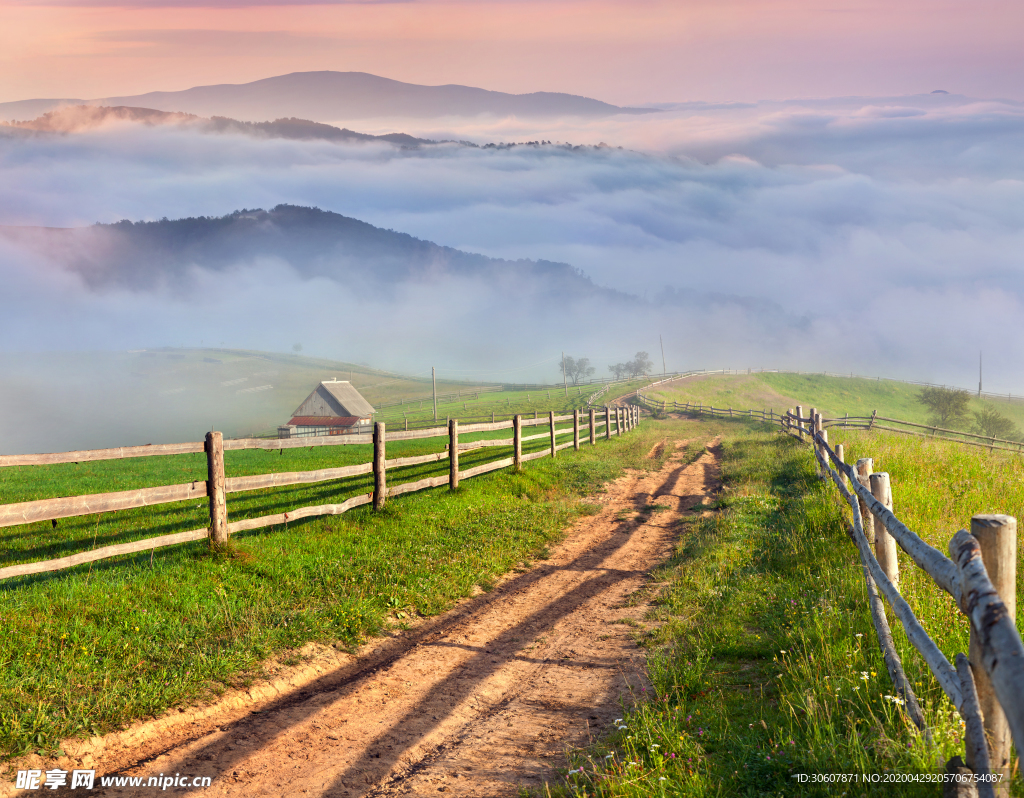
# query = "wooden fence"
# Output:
<box><xmin>641</xmin><ymin>396</ymin><xmax>1024</xmax><ymax>457</ymax></box>
<box><xmin>0</xmin><ymin>405</ymin><xmax>641</xmax><ymax>583</ymax></box>
<box><xmin>637</xmin><ymin>394</ymin><xmax>1022</xmax><ymax>795</ymax></box>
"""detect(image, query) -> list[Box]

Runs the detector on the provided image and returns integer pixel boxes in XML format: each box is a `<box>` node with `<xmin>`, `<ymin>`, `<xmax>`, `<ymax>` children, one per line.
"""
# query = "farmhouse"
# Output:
<box><xmin>278</xmin><ymin>379</ymin><xmax>375</xmax><ymax>438</ymax></box>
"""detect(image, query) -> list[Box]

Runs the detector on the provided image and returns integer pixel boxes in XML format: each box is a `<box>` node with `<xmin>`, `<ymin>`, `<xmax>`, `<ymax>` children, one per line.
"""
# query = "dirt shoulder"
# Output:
<box><xmin>7</xmin><ymin>433</ymin><xmax>721</xmax><ymax>798</ymax></box>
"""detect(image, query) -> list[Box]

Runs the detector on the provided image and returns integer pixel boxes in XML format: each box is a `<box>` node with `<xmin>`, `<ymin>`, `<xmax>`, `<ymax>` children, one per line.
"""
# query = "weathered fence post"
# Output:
<box><xmin>205</xmin><ymin>431</ymin><xmax>228</xmax><ymax>546</ymax></box>
<box><xmin>870</xmin><ymin>473</ymin><xmax>899</xmax><ymax>588</ymax></box>
<box><xmin>513</xmin><ymin>414</ymin><xmax>522</xmax><ymax>472</ymax></box>
<box><xmin>818</xmin><ymin>428</ymin><xmax>829</xmax><ymax>477</ymax></box>
<box><xmin>449</xmin><ymin>418</ymin><xmax>459</xmax><ymax>490</ymax></box>
<box><xmin>969</xmin><ymin>514</ymin><xmax>1017</xmax><ymax>793</ymax></box>
<box><xmin>835</xmin><ymin>443</ymin><xmax>846</xmax><ymax>488</ymax></box>
<box><xmin>373</xmin><ymin>422</ymin><xmax>386</xmax><ymax>510</ymax></box>
<box><xmin>796</xmin><ymin>405</ymin><xmax>804</xmax><ymax>440</ymax></box>
<box><xmin>589</xmin><ymin>408</ymin><xmax>596</xmax><ymax>445</ymax></box>
<box><xmin>605</xmin><ymin>405</ymin><xmax>611</xmax><ymax>440</ymax></box>
<box><xmin>856</xmin><ymin>458</ymin><xmax>875</xmax><ymax>544</ymax></box>
<box><xmin>549</xmin><ymin>410</ymin><xmax>557</xmax><ymax>457</ymax></box>
<box><xmin>573</xmin><ymin>409</ymin><xmax>580</xmax><ymax>450</ymax></box>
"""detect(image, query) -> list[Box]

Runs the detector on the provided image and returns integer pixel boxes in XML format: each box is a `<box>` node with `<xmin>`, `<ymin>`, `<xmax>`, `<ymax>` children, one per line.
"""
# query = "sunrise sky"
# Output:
<box><xmin>2</xmin><ymin>0</ymin><xmax>1023</xmax><ymax>105</ymax></box>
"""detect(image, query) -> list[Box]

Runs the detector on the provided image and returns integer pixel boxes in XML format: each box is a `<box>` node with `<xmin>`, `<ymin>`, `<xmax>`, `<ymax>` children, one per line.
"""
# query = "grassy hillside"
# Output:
<box><xmin>644</xmin><ymin>372</ymin><xmax>1024</xmax><ymax>433</ymax></box>
<box><xmin>556</xmin><ymin>417</ymin><xmax>1024</xmax><ymax>796</ymax></box>
<box><xmin>0</xmin><ymin>417</ymin><xmax>659</xmax><ymax>759</ymax></box>
<box><xmin>0</xmin><ymin>348</ymin><xmax>496</xmax><ymax>454</ymax></box>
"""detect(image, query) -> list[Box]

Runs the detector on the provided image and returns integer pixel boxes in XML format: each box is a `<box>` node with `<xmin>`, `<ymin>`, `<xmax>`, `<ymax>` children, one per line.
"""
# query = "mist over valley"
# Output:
<box><xmin>2</xmin><ymin>73</ymin><xmax>1024</xmax><ymax>452</ymax></box>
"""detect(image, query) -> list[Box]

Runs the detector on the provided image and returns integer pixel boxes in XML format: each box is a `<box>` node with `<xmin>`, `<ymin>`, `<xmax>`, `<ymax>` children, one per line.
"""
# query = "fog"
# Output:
<box><xmin>2</xmin><ymin>92</ymin><xmax>1023</xmax><ymax>449</ymax></box>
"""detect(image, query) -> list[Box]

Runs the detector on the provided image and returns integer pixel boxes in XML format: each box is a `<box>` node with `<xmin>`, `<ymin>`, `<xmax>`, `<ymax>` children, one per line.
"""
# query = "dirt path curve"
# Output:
<box><xmin>69</xmin><ymin>437</ymin><xmax>721</xmax><ymax>798</ymax></box>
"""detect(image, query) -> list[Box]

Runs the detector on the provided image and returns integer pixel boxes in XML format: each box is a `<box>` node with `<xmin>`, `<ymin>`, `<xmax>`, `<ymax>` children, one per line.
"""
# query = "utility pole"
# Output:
<box><xmin>979</xmin><ymin>351</ymin><xmax>983</xmax><ymax>398</ymax></box>
<box><xmin>562</xmin><ymin>352</ymin><xmax>568</xmax><ymax>397</ymax></box>
<box><xmin>660</xmin><ymin>334</ymin><xmax>666</xmax><ymax>375</ymax></box>
<box><xmin>432</xmin><ymin>366</ymin><xmax>437</xmax><ymax>420</ymax></box>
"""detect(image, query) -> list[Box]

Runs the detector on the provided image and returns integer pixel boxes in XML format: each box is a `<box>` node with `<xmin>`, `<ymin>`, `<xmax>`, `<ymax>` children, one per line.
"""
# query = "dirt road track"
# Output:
<box><xmin>22</xmin><ymin>436</ymin><xmax>721</xmax><ymax>798</ymax></box>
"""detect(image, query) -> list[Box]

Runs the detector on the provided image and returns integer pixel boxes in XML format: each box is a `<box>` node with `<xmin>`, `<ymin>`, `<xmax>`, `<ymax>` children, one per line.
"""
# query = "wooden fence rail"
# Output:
<box><xmin>0</xmin><ymin>405</ymin><xmax>642</xmax><ymax>582</ymax></box>
<box><xmin>636</xmin><ymin>392</ymin><xmax>1020</xmax><ymax>793</ymax></box>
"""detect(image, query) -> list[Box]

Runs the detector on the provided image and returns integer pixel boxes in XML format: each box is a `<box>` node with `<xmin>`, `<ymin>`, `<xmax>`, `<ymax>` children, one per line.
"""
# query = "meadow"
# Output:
<box><xmin>0</xmin><ymin>393</ymin><xmax>650</xmax><ymax>759</ymax></box>
<box><xmin>553</xmin><ymin>416</ymin><xmax>1024</xmax><ymax>797</ymax></box>
<box><xmin>643</xmin><ymin>372</ymin><xmax>1024</xmax><ymax>433</ymax></box>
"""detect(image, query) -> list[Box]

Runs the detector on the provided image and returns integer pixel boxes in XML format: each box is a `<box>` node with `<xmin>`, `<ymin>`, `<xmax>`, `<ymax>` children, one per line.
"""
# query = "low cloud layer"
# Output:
<box><xmin>2</xmin><ymin>91</ymin><xmax>1024</xmax><ymax>450</ymax></box>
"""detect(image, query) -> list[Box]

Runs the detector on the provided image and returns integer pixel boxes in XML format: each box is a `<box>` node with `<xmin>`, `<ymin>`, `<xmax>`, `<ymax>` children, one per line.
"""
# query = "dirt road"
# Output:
<box><xmin>22</xmin><ymin>435</ymin><xmax>721</xmax><ymax>798</ymax></box>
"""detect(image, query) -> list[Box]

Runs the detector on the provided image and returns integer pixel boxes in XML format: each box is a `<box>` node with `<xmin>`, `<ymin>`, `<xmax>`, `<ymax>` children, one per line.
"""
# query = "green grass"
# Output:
<box><xmin>645</xmin><ymin>372</ymin><xmax>1024</xmax><ymax>433</ymax></box>
<box><xmin>0</xmin><ymin>415</ymin><xmax>660</xmax><ymax>760</ymax></box>
<box><xmin>551</xmin><ymin>416</ymin><xmax>1022</xmax><ymax>797</ymax></box>
<box><xmin>373</xmin><ymin>380</ymin><xmax>650</xmax><ymax>427</ymax></box>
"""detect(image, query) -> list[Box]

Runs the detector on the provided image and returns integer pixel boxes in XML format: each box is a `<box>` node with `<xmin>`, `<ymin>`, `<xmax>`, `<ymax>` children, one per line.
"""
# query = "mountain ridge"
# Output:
<box><xmin>0</xmin><ymin>204</ymin><xmax>633</xmax><ymax>304</ymax></box>
<box><xmin>0</xmin><ymin>71</ymin><xmax>657</xmax><ymax>123</ymax></box>
<box><xmin>1</xmin><ymin>104</ymin><xmax>434</xmax><ymax>146</ymax></box>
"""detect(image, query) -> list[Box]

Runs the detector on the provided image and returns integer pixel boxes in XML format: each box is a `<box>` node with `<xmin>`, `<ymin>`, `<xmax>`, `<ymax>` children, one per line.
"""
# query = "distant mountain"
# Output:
<box><xmin>0</xmin><ymin>71</ymin><xmax>657</xmax><ymax>123</ymax></box>
<box><xmin>1</xmin><ymin>104</ymin><xmax>433</xmax><ymax>146</ymax></box>
<box><xmin>1</xmin><ymin>205</ymin><xmax>626</xmax><ymax>302</ymax></box>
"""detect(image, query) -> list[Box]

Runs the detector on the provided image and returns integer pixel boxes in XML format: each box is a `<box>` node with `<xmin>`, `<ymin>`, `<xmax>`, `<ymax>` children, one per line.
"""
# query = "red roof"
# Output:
<box><xmin>288</xmin><ymin>416</ymin><xmax>362</xmax><ymax>427</ymax></box>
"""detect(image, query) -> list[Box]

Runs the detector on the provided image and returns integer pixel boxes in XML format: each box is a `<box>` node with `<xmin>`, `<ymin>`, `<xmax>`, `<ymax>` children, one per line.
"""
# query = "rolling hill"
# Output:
<box><xmin>645</xmin><ymin>371</ymin><xmax>1024</xmax><ymax>434</ymax></box>
<box><xmin>0</xmin><ymin>71</ymin><xmax>657</xmax><ymax>123</ymax></box>
<box><xmin>0</xmin><ymin>105</ymin><xmax>433</xmax><ymax>146</ymax></box>
<box><xmin>0</xmin><ymin>204</ymin><xmax>623</xmax><ymax>300</ymax></box>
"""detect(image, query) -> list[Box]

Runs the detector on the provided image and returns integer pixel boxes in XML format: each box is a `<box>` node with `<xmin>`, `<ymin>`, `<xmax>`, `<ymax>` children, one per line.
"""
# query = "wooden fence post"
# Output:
<box><xmin>449</xmin><ymin>418</ymin><xmax>459</xmax><ymax>490</ymax></box>
<box><xmin>514</xmin><ymin>414</ymin><xmax>522</xmax><ymax>472</ymax></box>
<box><xmin>589</xmin><ymin>408</ymin><xmax>596</xmax><ymax>445</ymax></box>
<box><xmin>205</xmin><ymin>431</ymin><xmax>227</xmax><ymax>546</ymax></box>
<box><xmin>969</xmin><ymin>514</ymin><xmax>1017</xmax><ymax>792</ymax></box>
<box><xmin>796</xmin><ymin>405</ymin><xmax>804</xmax><ymax>440</ymax></box>
<box><xmin>835</xmin><ymin>443</ymin><xmax>845</xmax><ymax>488</ymax></box>
<box><xmin>870</xmin><ymin>473</ymin><xmax>899</xmax><ymax>588</ymax></box>
<box><xmin>573</xmin><ymin>409</ymin><xmax>580</xmax><ymax>450</ymax></box>
<box><xmin>373</xmin><ymin>422</ymin><xmax>386</xmax><ymax>510</ymax></box>
<box><xmin>549</xmin><ymin>410</ymin><xmax>557</xmax><ymax>457</ymax></box>
<box><xmin>856</xmin><ymin>458</ymin><xmax>875</xmax><ymax>544</ymax></box>
<box><xmin>605</xmin><ymin>406</ymin><xmax>611</xmax><ymax>440</ymax></box>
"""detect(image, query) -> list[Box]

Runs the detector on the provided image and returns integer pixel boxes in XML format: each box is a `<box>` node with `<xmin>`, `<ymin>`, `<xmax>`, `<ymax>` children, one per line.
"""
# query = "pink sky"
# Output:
<box><xmin>2</xmin><ymin>0</ymin><xmax>1023</xmax><ymax>105</ymax></box>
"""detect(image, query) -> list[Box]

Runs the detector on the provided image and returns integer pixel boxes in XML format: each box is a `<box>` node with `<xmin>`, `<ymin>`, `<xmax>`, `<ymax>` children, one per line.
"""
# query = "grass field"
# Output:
<box><xmin>9</xmin><ymin>376</ymin><xmax>1024</xmax><ymax>791</ymax></box>
<box><xmin>0</xmin><ymin>393</ymin><xmax>651</xmax><ymax>759</ymax></box>
<box><xmin>373</xmin><ymin>379</ymin><xmax>649</xmax><ymax>427</ymax></box>
<box><xmin>0</xmin><ymin>348</ymin><xmax>500</xmax><ymax>455</ymax></box>
<box><xmin>643</xmin><ymin>371</ymin><xmax>1024</xmax><ymax>434</ymax></box>
<box><xmin>551</xmin><ymin>416</ymin><xmax>1024</xmax><ymax>797</ymax></box>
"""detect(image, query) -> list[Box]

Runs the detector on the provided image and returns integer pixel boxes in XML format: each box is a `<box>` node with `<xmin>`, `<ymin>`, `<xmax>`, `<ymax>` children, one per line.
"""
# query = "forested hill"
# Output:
<box><xmin>4</xmin><ymin>205</ymin><xmax>625</xmax><ymax>302</ymax></box>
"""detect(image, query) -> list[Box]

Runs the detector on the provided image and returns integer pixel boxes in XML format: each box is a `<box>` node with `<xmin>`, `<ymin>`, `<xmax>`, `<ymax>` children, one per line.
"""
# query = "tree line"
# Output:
<box><xmin>918</xmin><ymin>386</ymin><xmax>1021</xmax><ymax>440</ymax></box>
<box><xmin>560</xmin><ymin>352</ymin><xmax>656</xmax><ymax>385</ymax></box>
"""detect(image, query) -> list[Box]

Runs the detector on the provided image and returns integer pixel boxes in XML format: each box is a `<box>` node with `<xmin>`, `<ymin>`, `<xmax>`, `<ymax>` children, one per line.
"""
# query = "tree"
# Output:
<box><xmin>629</xmin><ymin>351</ymin><xmax>653</xmax><ymax>377</ymax></box>
<box><xmin>973</xmin><ymin>406</ymin><xmax>1020</xmax><ymax>440</ymax></box>
<box><xmin>609</xmin><ymin>352</ymin><xmax>655</xmax><ymax>380</ymax></box>
<box><xmin>562</xmin><ymin>356</ymin><xmax>596</xmax><ymax>385</ymax></box>
<box><xmin>918</xmin><ymin>386</ymin><xmax>971</xmax><ymax>428</ymax></box>
<box><xmin>608</xmin><ymin>362</ymin><xmax>628</xmax><ymax>380</ymax></box>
